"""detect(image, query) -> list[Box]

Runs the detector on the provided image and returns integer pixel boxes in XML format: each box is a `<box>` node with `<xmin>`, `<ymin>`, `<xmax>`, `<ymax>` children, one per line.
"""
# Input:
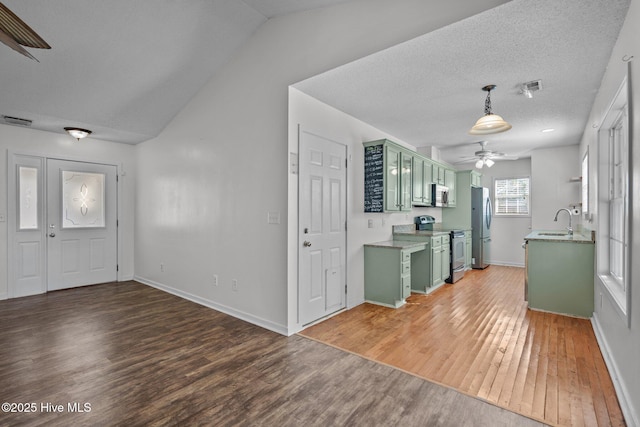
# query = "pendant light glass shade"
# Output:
<box><xmin>469</xmin><ymin>113</ymin><xmax>512</xmax><ymax>134</ymax></box>
<box><xmin>469</xmin><ymin>85</ymin><xmax>511</xmax><ymax>135</ymax></box>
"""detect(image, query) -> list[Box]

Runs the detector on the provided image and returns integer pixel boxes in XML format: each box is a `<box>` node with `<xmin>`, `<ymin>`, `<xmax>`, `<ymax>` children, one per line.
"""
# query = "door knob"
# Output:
<box><xmin>303</xmin><ymin>241</ymin><xmax>312</xmax><ymax>247</ymax></box>
<box><xmin>49</xmin><ymin>232</ymin><xmax>56</xmax><ymax>237</ymax></box>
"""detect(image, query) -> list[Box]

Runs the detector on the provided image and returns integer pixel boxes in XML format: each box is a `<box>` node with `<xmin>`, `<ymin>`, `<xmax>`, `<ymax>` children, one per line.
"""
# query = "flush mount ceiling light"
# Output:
<box><xmin>469</xmin><ymin>84</ymin><xmax>512</xmax><ymax>135</ymax></box>
<box><xmin>64</xmin><ymin>127</ymin><xmax>92</xmax><ymax>141</ymax></box>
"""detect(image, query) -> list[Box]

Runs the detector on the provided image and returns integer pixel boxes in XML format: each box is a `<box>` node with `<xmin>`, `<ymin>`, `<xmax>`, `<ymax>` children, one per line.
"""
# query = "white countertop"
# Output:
<box><xmin>524</xmin><ymin>230</ymin><xmax>595</xmax><ymax>244</ymax></box>
<box><xmin>364</xmin><ymin>240</ymin><xmax>429</xmax><ymax>250</ymax></box>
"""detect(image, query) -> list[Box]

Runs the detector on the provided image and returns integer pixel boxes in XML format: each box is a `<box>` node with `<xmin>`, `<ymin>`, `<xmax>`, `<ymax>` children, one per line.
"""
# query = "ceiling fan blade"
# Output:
<box><xmin>0</xmin><ymin>27</ymin><xmax>38</xmax><ymax>61</ymax></box>
<box><xmin>484</xmin><ymin>152</ymin><xmax>506</xmax><ymax>159</ymax></box>
<box><xmin>454</xmin><ymin>158</ymin><xmax>479</xmax><ymax>165</ymax></box>
<box><xmin>0</xmin><ymin>2</ymin><xmax>50</xmax><ymax>49</ymax></box>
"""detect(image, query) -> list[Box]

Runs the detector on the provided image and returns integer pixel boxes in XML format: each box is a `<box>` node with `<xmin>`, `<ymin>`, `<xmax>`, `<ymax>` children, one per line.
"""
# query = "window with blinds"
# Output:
<box><xmin>493</xmin><ymin>177</ymin><xmax>530</xmax><ymax>216</ymax></box>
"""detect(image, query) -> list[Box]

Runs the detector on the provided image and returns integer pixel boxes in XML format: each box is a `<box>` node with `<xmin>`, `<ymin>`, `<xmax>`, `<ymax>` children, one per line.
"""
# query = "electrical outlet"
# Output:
<box><xmin>368</xmin><ymin>219</ymin><xmax>373</xmax><ymax>228</ymax></box>
<box><xmin>213</xmin><ymin>274</ymin><xmax>218</xmax><ymax>286</ymax></box>
<box><xmin>232</xmin><ymin>279</ymin><xmax>238</xmax><ymax>292</ymax></box>
<box><xmin>160</xmin><ymin>263</ymin><xmax>165</xmax><ymax>272</ymax></box>
<box><xmin>0</xmin><ymin>213</ymin><xmax>6</xmax><ymax>222</ymax></box>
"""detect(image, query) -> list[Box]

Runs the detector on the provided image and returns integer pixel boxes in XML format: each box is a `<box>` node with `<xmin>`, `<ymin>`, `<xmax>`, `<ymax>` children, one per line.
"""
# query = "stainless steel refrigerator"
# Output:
<box><xmin>471</xmin><ymin>187</ymin><xmax>492</xmax><ymax>269</ymax></box>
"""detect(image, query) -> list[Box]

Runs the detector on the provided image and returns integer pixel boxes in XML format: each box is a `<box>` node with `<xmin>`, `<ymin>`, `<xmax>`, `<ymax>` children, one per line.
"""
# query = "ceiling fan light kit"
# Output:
<box><xmin>64</xmin><ymin>127</ymin><xmax>92</xmax><ymax>141</ymax></box>
<box><xmin>475</xmin><ymin>158</ymin><xmax>495</xmax><ymax>169</ymax></box>
<box><xmin>469</xmin><ymin>84</ymin><xmax>512</xmax><ymax>135</ymax></box>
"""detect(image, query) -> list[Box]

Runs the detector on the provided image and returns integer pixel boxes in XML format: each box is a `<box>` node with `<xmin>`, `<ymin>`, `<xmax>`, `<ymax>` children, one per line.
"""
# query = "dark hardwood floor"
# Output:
<box><xmin>0</xmin><ymin>281</ymin><xmax>544</xmax><ymax>426</ymax></box>
<box><xmin>300</xmin><ymin>266</ymin><xmax>625</xmax><ymax>427</ymax></box>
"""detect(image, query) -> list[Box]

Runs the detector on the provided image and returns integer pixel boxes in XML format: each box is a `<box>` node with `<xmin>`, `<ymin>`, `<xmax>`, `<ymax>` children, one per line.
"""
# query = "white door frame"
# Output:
<box><xmin>7</xmin><ymin>150</ymin><xmax>120</xmax><ymax>298</ymax></box>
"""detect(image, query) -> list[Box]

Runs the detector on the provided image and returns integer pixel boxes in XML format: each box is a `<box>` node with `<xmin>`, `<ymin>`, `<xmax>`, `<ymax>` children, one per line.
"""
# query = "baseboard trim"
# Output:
<box><xmin>0</xmin><ymin>292</ymin><xmax>6</xmax><ymax>301</ymax></box>
<box><xmin>134</xmin><ymin>276</ymin><xmax>289</xmax><ymax>337</ymax></box>
<box><xmin>591</xmin><ymin>314</ymin><xmax>638</xmax><ymax>427</ymax></box>
<box><xmin>488</xmin><ymin>261</ymin><xmax>525</xmax><ymax>268</ymax></box>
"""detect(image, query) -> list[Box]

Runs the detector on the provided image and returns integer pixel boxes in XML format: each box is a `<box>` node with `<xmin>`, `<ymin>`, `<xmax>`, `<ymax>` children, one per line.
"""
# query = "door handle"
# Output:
<box><xmin>303</xmin><ymin>241</ymin><xmax>312</xmax><ymax>247</ymax></box>
<box><xmin>49</xmin><ymin>232</ymin><xmax>56</xmax><ymax>237</ymax></box>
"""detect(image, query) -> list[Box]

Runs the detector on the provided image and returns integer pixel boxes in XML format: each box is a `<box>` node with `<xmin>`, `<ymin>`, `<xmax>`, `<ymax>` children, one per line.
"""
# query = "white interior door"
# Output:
<box><xmin>46</xmin><ymin>159</ymin><xmax>118</xmax><ymax>291</ymax></box>
<box><xmin>298</xmin><ymin>129</ymin><xmax>347</xmax><ymax>325</ymax></box>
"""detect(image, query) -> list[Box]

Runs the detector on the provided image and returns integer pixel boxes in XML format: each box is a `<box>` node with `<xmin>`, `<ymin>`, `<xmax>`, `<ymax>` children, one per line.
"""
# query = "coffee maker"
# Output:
<box><xmin>414</xmin><ymin>215</ymin><xmax>436</xmax><ymax>231</ymax></box>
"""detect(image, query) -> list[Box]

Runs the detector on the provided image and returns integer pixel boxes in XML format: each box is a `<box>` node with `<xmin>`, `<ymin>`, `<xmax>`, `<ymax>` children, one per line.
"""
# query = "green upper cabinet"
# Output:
<box><xmin>442</xmin><ymin>170</ymin><xmax>482</xmax><ymax>229</ymax></box>
<box><xmin>364</xmin><ymin>139</ymin><xmax>412</xmax><ymax>212</ymax></box>
<box><xmin>444</xmin><ymin>168</ymin><xmax>456</xmax><ymax>207</ymax></box>
<box><xmin>432</xmin><ymin>164</ymin><xmax>446</xmax><ymax>185</ymax></box>
<box><xmin>470</xmin><ymin>170</ymin><xmax>482</xmax><ymax>187</ymax></box>
<box><xmin>411</xmin><ymin>155</ymin><xmax>433</xmax><ymax>207</ymax></box>
<box><xmin>364</xmin><ymin>139</ymin><xmax>458</xmax><ymax>212</ymax></box>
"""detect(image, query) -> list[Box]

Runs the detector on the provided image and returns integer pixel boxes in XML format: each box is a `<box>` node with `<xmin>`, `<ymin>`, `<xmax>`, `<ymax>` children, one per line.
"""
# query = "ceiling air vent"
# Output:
<box><xmin>3</xmin><ymin>115</ymin><xmax>33</xmax><ymax>127</ymax></box>
<box><xmin>520</xmin><ymin>80</ymin><xmax>542</xmax><ymax>98</ymax></box>
<box><xmin>524</xmin><ymin>80</ymin><xmax>542</xmax><ymax>92</ymax></box>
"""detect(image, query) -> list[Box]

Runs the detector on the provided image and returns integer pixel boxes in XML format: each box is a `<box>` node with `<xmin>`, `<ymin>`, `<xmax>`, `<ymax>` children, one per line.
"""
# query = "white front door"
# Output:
<box><xmin>298</xmin><ymin>129</ymin><xmax>347</xmax><ymax>325</ymax></box>
<box><xmin>46</xmin><ymin>159</ymin><xmax>118</xmax><ymax>291</ymax></box>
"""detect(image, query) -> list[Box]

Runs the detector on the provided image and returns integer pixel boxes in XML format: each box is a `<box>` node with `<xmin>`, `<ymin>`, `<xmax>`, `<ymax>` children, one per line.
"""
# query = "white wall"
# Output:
<box><xmin>0</xmin><ymin>125</ymin><xmax>136</xmax><ymax>300</ymax></box>
<box><xmin>288</xmin><ymin>88</ymin><xmax>442</xmax><ymax>327</ymax></box>
<box><xmin>133</xmin><ymin>0</ymin><xmax>509</xmax><ymax>335</ymax></box>
<box><xmin>479</xmin><ymin>158</ymin><xmax>532</xmax><ymax>267</ymax></box>
<box><xmin>578</xmin><ymin>0</ymin><xmax>640</xmax><ymax>424</ymax></box>
<box><xmin>531</xmin><ymin>145</ymin><xmax>582</xmax><ymax>231</ymax></box>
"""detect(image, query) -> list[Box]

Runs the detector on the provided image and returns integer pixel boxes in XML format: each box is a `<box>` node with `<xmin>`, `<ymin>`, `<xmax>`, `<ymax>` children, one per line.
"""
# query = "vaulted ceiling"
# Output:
<box><xmin>0</xmin><ymin>0</ymin><xmax>352</xmax><ymax>144</ymax></box>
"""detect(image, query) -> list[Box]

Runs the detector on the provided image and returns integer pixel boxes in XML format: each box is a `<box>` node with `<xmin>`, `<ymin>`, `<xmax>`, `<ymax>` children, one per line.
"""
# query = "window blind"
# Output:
<box><xmin>494</xmin><ymin>177</ymin><xmax>530</xmax><ymax>215</ymax></box>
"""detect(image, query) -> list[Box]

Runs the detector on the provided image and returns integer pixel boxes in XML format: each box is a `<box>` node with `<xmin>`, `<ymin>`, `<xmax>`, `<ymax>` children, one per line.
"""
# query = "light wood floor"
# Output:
<box><xmin>300</xmin><ymin>265</ymin><xmax>625</xmax><ymax>427</ymax></box>
<box><xmin>0</xmin><ymin>281</ymin><xmax>545</xmax><ymax>426</ymax></box>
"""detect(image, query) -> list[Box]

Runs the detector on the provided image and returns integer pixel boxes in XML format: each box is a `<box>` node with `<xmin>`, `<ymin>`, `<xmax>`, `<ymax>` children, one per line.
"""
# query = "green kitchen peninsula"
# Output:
<box><xmin>524</xmin><ymin>230</ymin><xmax>595</xmax><ymax>318</ymax></box>
<box><xmin>363</xmin><ymin>240</ymin><xmax>429</xmax><ymax>308</ymax></box>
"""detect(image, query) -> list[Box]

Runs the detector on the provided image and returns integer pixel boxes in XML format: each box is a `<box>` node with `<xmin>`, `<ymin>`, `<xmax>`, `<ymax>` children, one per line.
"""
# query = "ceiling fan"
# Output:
<box><xmin>455</xmin><ymin>141</ymin><xmax>519</xmax><ymax>169</ymax></box>
<box><xmin>0</xmin><ymin>2</ymin><xmax>50</xmax><ymax>61</ymax></box>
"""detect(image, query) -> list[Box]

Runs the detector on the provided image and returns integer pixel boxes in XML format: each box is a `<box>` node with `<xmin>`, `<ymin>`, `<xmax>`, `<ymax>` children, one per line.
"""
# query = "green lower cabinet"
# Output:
<box><xmin>431</xmin><ymin>235</ymin><xmax>450</xmax><ymax>287</ymax></box>
<box><xmin>390</xmin><ymin>233</ymin><xmax>450</xmax><ymax>293</ymax></box>
<box><xmin>431</xmin><ymin>245</ymin><xmax>442</xmax><ymax>286</ymax></box>
<box><xmin>464</xmin><ymin>231</ymin><xmax>472</xmax><ymax>270</ymax></box>
<box><xmin>526</xmin><ymin>240</ymin><xmax>595</xmax><ymax>318</ymax></box>
<box><xmin>364</xmin><ymin>243</ymin><xmax>428</xmax><ymax>308</ymax></box>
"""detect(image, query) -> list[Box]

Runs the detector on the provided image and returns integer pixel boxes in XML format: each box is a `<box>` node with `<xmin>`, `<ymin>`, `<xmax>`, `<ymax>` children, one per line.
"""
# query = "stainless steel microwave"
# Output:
<box><xmin>431</xmin><ymin>184</ymin><xmax>449</xmax><ymax>207</ymax></box>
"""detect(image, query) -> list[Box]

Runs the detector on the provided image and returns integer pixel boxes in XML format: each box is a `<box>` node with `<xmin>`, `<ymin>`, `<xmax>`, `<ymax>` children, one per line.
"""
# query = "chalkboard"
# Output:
<box><xmin>364</xmin><ymin>144</ymin><xmax>384</xmax><ymax>212</ymax></box>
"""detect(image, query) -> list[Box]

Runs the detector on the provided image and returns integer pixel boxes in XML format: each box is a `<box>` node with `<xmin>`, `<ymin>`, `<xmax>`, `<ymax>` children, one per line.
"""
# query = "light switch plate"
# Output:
<box><xmin>267</xmin><ymin>211</ymin><xmax>280</xmax><ymax>224</ymax></box>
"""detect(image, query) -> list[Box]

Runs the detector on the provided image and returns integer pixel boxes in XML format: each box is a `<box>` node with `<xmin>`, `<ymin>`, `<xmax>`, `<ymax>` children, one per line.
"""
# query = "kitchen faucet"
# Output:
<box><xmin>553</xmin><ymin>208</ymin><xmax>573</xmax><ymax>235</ymax></box>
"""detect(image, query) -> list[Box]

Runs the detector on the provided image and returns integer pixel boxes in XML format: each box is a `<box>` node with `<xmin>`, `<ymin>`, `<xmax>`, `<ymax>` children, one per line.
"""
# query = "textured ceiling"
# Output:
<box><xmin>0</xmin><ymin>0</ymin><xmax>353</xmax><ymax>143</ymax></box>
<box><xmin>241</xmin><ymin>0</ymin><xmax>352</xmax><ymax>17</ymax></box>
<box><xmin>294</xmin><ymin>0</ymin><xmax>631</xmax><ymax>165</ymax></box>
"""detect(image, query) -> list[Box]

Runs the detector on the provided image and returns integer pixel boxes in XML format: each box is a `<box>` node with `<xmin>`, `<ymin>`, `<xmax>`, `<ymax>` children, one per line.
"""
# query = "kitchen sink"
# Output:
<box><xmin>538</xmin><ymin>232</ymin><xmax>568</xmax><ymax>236</ymax></box>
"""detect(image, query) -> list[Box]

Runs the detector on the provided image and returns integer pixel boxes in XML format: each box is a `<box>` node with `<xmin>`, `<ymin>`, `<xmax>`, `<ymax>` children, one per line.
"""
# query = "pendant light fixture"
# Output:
<box><xmin>469</xmin><ymin>84</ymin><xmax>512</xmax><ymax>135</ymax></box>
<box><xmin>64</xmin><ymin>127</ymin><xmax>92</xmax><ymax>141</ymax></box>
